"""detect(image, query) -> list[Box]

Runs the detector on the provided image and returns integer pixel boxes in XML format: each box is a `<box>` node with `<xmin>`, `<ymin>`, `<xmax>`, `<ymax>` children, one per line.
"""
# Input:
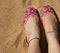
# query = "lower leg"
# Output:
<box><xmin>42</xmin><ymin>13</ymin><xmax>60</xmax><ymax>53</ymax></box>
<box><xmin>24</xmin><ymin>14</ymin><xmax>41</xmax><ymax>53</ymax></box>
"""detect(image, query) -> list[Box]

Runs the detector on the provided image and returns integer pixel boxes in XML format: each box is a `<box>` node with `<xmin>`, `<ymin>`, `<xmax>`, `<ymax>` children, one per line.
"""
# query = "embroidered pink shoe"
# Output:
<box><xmin>40</xmin><ymin>5</ymin><xmax>54</xmax><ymax>25</ymax></box>
<box><xmin>41</xmin><ymin>5</ymin><xmax>54</xmax><ymax>17</ymax></box>
<box><xmin>23</xmin><ymin>7</ymin><xmax>38</xmax><ymax>26</ymax></box>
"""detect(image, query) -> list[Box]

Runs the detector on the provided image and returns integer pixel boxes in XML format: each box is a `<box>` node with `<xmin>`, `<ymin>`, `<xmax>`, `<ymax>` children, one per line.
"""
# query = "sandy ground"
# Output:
<box><xmin>0</xmin><ymin>0</ymin><xmax>60</xmax><ymax>53</ymax></box>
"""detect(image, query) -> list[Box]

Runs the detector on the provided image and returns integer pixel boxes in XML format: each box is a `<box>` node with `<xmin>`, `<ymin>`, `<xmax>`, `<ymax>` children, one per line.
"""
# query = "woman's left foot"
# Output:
<box><xmin>23</xmin><ymin>7</ymin><xmax>40</xmax><ymax>46</ymax></box>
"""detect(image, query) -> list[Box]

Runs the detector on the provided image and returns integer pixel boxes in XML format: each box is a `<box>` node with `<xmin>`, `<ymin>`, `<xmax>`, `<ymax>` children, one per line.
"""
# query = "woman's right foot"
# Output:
<box><xmin>41</xmin><ymin>5</ymin><xmax>60</xmax><ymax>53</ymax></box>
<box><xmin>41</xmin><ymin>5</ymin><xmax>58</xmax><ymax>41</ymax></box>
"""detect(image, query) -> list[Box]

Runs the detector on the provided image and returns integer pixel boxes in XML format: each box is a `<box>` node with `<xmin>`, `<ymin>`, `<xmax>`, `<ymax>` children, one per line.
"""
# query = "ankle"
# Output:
<box><xmin>29</xmin><ymin>38</ymin><xmax>40</xmax><ymax>46</ymax></box>
<box><xmin>46</xmin><ymin>32</ymin><xmax>58</xmax><ymax>42</ymax></box>
<box><xmin>26</xmin><ymin>35</ymin><xmax>40</xmax><ymax>46</ymax></box>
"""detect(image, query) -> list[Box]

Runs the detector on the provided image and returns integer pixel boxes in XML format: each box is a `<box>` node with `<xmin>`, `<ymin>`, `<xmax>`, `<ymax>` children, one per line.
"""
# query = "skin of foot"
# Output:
<box><xmin>41</xmin><ymin>12</ymin><xmax>60</xmax><ymax>53</ymax></box>
<box><xmin>24</xmin><ymin>14</ymin><xmax>41</xmax><ymax>53</ymax></box>
<box><xmin>24</xmin><ymin>15</ymin><xmax>40</xmax><ymax>42</ymax></box>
